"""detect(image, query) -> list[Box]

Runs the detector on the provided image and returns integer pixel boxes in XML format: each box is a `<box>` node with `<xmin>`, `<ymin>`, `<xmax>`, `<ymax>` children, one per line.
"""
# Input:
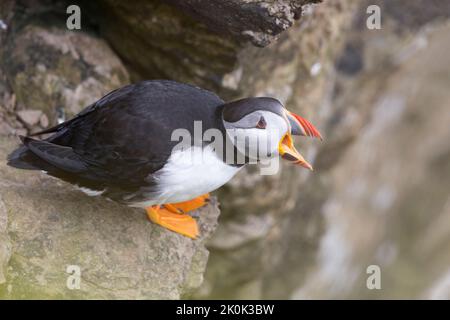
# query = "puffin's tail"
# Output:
<box><xmin>7</xmin><ymin>137</ymin><xmax>51</xmax><ymax>171</ymax></box>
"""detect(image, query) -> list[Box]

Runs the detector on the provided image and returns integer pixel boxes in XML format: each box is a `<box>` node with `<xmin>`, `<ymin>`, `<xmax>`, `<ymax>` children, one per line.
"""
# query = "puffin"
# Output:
<box><xmin>7</xmin><ymin>80</ymin><xmax>322</xmax><ymax>239</ymax></box>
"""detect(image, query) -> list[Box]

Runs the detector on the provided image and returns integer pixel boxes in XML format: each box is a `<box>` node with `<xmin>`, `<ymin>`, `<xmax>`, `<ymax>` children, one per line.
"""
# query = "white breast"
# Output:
<box><xmin>132</xmin><ymin>145</ymin><xmax>242</xmax><ymax>207</ymax></box>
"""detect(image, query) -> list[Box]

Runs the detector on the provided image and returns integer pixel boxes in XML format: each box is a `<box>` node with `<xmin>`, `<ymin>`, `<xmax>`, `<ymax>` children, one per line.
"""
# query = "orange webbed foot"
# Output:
<box><xmin>171</xmin><ymin>193</ymin><xmax>210</xmax><ymax>213</ymax></box>
<box><xmin>146</xmin><ymin>206</ymin><xmax>199</xmax><ymax>239</ymax></box>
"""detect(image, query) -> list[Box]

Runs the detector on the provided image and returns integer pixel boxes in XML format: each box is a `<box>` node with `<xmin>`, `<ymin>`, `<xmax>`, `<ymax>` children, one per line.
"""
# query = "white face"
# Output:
<box><xmin>223</xmin><ymin>110</ymin><xmax>289</xmax><ymax>162</ymax></box>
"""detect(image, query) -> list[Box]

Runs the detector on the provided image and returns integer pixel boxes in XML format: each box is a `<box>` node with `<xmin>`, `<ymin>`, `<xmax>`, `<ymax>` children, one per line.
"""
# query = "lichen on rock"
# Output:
<box><xmin>0</xmin><ymin>137</ymin><xmax>219</xmax><ymax>299</ymax></box>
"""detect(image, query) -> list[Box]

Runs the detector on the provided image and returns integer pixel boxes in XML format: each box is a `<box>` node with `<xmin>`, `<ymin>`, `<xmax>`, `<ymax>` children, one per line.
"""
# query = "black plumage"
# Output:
<box><xmin>222</xmin><ymin>97</ymin><xmax>284</xmax><ymax>123</ymax></box>
<box><xmin>7</xmin><ymin>80</ymin><xmax>225</xmax><ymax>203</ymax></box>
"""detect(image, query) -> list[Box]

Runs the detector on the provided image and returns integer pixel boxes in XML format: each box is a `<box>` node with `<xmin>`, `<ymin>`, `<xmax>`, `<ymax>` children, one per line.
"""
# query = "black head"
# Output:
<box><xmin>220</xmin><ymin>97</ymin><xmax>322</xmax><ymax>170</ymax></box>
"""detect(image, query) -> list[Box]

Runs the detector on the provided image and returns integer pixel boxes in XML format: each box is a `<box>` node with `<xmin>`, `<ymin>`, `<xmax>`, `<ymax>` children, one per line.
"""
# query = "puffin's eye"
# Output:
<box><xmin>256</xmin><ymin>116</ymin><xmax>266</xmax><ymax>129</ymax></box>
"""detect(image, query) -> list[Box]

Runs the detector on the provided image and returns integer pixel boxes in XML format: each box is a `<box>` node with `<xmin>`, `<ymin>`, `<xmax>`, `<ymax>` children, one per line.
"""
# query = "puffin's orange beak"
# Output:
<box><xmin>278</xmin><ymin>111</ymin><xmax>323</xmax><ymax>170</ymax></box>
<box><xmin>278</xmin><ymin>132</ymin><xmax>313</xmax><ymax>170</ymax></box>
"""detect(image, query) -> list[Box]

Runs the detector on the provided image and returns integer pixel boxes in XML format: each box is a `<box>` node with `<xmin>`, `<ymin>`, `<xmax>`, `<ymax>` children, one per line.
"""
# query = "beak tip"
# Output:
<box><xmin>296</xmin><ymin>160</ymin><xmax>313</xmax><ymax>171</ymax></box>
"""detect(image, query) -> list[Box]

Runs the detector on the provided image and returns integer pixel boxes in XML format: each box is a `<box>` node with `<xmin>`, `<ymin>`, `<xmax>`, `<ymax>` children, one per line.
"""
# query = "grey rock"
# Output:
<box><xmin>39</xmin><ymin>113</ymin><xmax>49</xmax><ymax>128</ymax></box>
<box><xmin>294</xmin><ymin>20</ymin><xmax>450</xmax><ymax>299</ymax></box>
<box><xmin>196</xmin><ymin>0</ymin><xmax>450</xmax><ymax>299</ymax></box>
<box><xmin>195</xmin><ymin>0</ymin><xmax>357</xmax><ymax>299</ymax></box>
<box><xmin>166</xmin><ymin>0</ymin><xmax>321</xmax><ymax>47</ymax></box>
<box><xmin>0</xmin><ymin>137</ymin><xmax>220</xmax><ymax>299</ymax></box>
<box><xmin>3</xmin><ymin>0</ymin><xmax>448</xmax><ymax>301</ymax></box>
<box><xmin>0</xmin><ymin>121</ymin><xmax>14</xmax><ymax>136</ymax></box>
<box><xmin>3</xmin><ymin>17</ymin><xmax>129</xmax><ymax>126</ymax></box>
<box><xmin>85</xmin><ymin>0</ymin><xmax>320</xmax><ymax>95</ymax></box>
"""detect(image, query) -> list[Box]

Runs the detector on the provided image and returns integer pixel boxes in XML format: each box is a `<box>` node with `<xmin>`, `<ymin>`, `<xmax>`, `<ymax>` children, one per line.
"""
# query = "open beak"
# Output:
<box><xmin>278</xmin><ymin>132</ymin><xmax>313</xmax><ymax>170</ymax></box>
<box><xmin>278</xmin><ymin>110</ymin><xmax>323</xmax><ymax>170</ymax></box>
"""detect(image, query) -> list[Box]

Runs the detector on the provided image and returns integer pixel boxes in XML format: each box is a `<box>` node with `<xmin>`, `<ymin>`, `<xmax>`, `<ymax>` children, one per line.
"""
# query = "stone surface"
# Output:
<box><xmin>166</xmin><ymin>0</ymin><xmax>321</xmax><ymax>47</ymax></box>
<box><xmin>0</xmin><ymin>137</ymin><xmax>220</xmax><ymax>299</ymax></box>
<box><xmin>2</xmin><ymin>3</ymin><xmax>130</xmax><ymax>128</ymax></box>
<box><xmin>292</xmin><ymin>3</ymin><xmax>450</xmax><ymax>300</ymax></box>
<box><xmin>88</xmin><ymin>0</ymin><xmax>240</xmax><ymax>94</ymax></box>
<box><xmin>194</xmin><ymin>0</ymin><xmax>357</xmax><ymax>299</ymax></box>
<box><xmin>194</xmin><ymin>0</ymin><xmax>450</xmax><ymax>299</ymax></box>
<box><xmin>84</xmin><ymin>0</ymin><xmax>320</xmax><ymax>95</ymax></box>
<box><xmin>17</xmin><ymin>110</ymin><xmax>43</xmax><ymax>127</ymax></box>
<box><xmin>39</xmin><ymin>114</ymin><xmax>49</xmax><ymax>128</ymax></box>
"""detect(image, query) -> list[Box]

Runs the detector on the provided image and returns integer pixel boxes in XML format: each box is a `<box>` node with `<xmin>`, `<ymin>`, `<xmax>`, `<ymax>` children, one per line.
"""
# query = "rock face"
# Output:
<box><xmin>2</xmin><ymin>1</ymin><xmax>129</xmax><ymax>128</ymax></box>
<box><xmin>85</xmin><ymin>0</ymin><xmax>320</xmax><ymax>95</ymax></box>
<box><xmin>0</xmin><ymin>0</ymin><xmax>222</xmax><ymax>299</ymax></box>
<box><xmin>0</xmin><ymin>137</ymin><xmax>220</xmax><ymax>299</ymax></box>
<box><xmin>166</xmin><ymin>0</ymin><xmax>319</xmax><ymax>47</ymax></box>
<box><xmin>88</xmin><ymin>0</ymin><xmax>240</xmax><ymax>94</ymax></box>
<box><xmin>194</xmin><ymin>0</ymin><xmax>450</xmax><ymax>299</ymax></box>
<box><xmin>292</xmin><ymin>2</ymin><xmax>450</xmax><ymax>300</ymax></box>
<box><xmin>201</xmin><ymin>0</ymin><xmax>450</xmax><ymax>299</ymax></box>
<box><xmin>195</xmin><ymin>1</ymin><xmax>358</xmax><ymax>299</ymax></box>
<box><xmin>72</xmin><ymin>2</ymin><xmax>346</xmax><ymax>298</ymax></box>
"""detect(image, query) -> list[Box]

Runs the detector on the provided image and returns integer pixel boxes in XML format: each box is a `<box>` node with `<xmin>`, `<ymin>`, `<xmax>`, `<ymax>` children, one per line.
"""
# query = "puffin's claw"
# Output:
<box><xmin>163</xmin><ymin>203</ymin><xmax>185</xmax><ymax>214</ymax></box>
<box><xmin>170</xmin><ymin>193</ymin><xmax>210</xmax><ymax>213</ymax></box>
<box><xmin>145</xmin><ymin>194</ymin><xmax>210</xmax><ymax>238</ymax></box>
<box><xmin>146</xmin><ymin>206</ymin><xmax>199</xmax><ymax>239</ymax></box>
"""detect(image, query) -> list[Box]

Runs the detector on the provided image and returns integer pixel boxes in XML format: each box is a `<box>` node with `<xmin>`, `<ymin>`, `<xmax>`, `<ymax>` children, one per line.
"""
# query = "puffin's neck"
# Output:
<box><xmin>214</xmin><ymin>105</ymin><xmax>249</xmax><ymax>168</ymax></box>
